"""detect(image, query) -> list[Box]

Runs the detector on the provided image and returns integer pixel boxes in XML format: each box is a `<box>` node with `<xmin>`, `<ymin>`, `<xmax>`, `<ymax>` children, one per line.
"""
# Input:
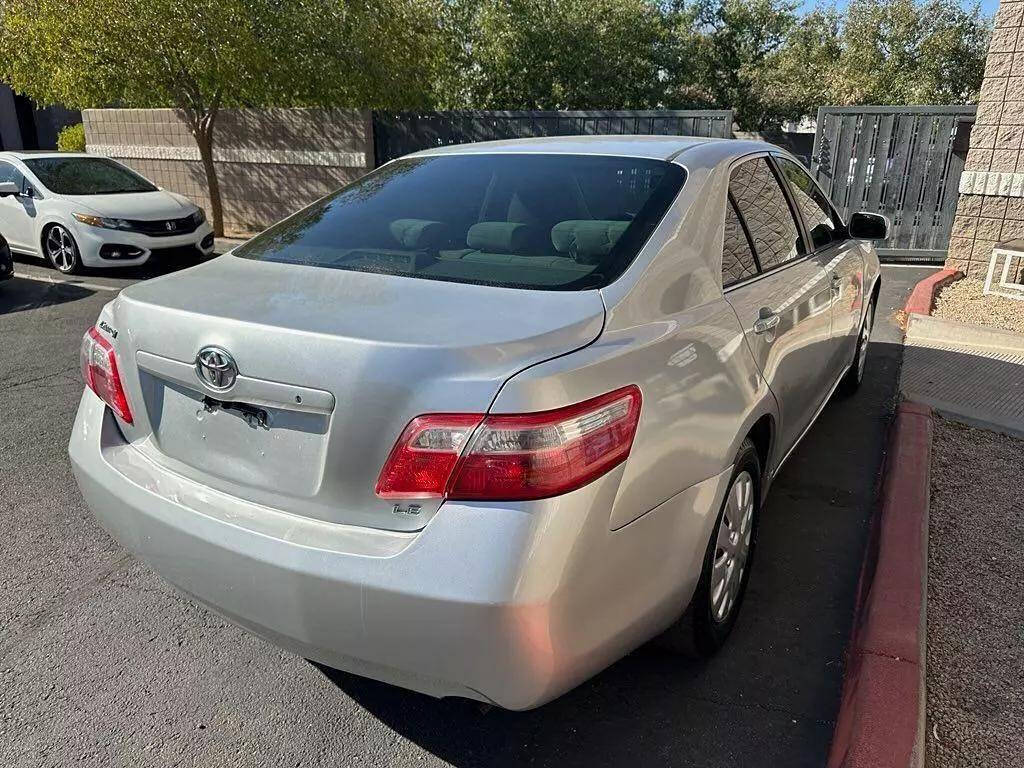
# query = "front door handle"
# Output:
<box><xmin>830</xmin><ymin>272</ymin><xmax>843</xmax><ymax>293</ymax></box>
<box><xmin>752</xmin><ymin>311</ymin><xmax>781</xmax><ymax>335</ymax></box>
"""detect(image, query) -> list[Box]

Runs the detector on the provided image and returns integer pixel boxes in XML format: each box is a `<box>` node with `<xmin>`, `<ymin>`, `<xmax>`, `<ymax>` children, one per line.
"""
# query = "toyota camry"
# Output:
<box><xmin>69</xmin><ymin>136</ymin><xmax>884</xmax><ymax>710</ymax></box>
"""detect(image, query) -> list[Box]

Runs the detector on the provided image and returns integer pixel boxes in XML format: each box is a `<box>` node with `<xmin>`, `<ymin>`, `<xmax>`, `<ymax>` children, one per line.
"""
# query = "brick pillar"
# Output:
<box><xmin>948</xmin><ymin>0</ymin><xmax>1024</xmax><ymax>279</ymax></box>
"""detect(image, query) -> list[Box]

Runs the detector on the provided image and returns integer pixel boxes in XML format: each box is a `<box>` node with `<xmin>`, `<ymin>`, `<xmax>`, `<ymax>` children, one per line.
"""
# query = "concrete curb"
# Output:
<box><xmin>827</xmin><ymin>401</ymin><xmax>932</xmax><ymax>768</ymax></box>
<box><xmin>903</xmin><ymin>268</ymin><xmax>962</xmax><ymax>316</ymax></box>
<box><xmin>906</xmin><ymin>313</ymin><xmax>1024</xmax><ymax>355</ymax></box>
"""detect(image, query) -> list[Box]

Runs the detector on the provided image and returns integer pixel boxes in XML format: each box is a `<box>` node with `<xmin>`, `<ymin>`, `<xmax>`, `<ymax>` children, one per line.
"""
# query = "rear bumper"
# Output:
<box><xmin>69</xmin><ymin>391</ymin><xmax>730</xmax><ymax>709</ymax></box>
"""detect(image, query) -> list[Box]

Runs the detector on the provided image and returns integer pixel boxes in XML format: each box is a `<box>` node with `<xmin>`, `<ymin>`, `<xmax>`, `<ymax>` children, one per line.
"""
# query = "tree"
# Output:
<box><xmin>834</xmin><ymin>0</ymin><xmax>990</xmax><ymax>105</ymax></box>
<box><xmin>665</xmin><ymin>0</ymin><xmax>804</xmax><ymax>130</ymax></box>
<box><xmin>439</xmin><ymin>0</ymin><xmax>673</xmax><ymax>110</ymax></box>
<box><xmin>0</xmin><ymin>0</ymin><xmax>442</xmax><ymax>235</ymax></box>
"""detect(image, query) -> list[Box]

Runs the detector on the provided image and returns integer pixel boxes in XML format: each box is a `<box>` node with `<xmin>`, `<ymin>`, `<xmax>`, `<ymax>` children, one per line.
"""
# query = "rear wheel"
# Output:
<box><xmin>45</xmin><ymin>224</ymin><xmax>81</xmax><ymax>275</ymax></box>
<box><xmin>659</xmin><ymin>438</ymin><xmax>761</xmax><ymax>656</ymax></box>
<box><xmin>840</xmin><ymin>296</ymin><xmax>876</xmax><ymax>396</ymax></box>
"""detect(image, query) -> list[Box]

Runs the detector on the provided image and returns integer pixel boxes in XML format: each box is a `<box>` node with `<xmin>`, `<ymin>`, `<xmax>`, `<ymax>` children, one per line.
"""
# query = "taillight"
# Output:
<box><xmin>80</xmin><ymin>326</ymin><xmax>133</xmax><ymax>424</ymax></box>
<box><xmin>375</xmin><ymin>386</ymin><xmax>641</xmax><ymax>502</ymax></box>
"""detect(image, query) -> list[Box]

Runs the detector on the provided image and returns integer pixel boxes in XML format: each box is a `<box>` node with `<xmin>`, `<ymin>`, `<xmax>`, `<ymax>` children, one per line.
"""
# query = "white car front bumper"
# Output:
<box><xmin>70</xmin><ymin>219</ymin><xmax>215</xmax><ymax>268</ymax></box>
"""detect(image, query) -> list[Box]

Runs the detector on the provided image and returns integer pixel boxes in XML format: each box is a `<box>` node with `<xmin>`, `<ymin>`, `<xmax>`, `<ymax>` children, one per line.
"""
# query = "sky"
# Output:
<box><xmin>801</xmin><ymin>0</ymin><xmax>1000</xmax><ymax>15</ymax></box>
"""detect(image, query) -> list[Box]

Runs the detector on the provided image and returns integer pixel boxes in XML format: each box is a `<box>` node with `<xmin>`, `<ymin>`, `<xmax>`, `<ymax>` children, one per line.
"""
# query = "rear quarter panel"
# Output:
<box><xmin>491</xmin><ymin>148</ymin><xmax>780</xmax><ymax>529</ymax></box>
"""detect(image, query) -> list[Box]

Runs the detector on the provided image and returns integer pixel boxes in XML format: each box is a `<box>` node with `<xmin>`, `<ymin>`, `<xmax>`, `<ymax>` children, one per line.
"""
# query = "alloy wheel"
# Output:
<box><xmin>710</xmin><ymin>470</ymin><xmax>755</xmax><ymax>623</ymax></box>
<box><xmin>46</xmin><ymin>226</ymin><xmax>78</xmax><ymax>273</ymax></box>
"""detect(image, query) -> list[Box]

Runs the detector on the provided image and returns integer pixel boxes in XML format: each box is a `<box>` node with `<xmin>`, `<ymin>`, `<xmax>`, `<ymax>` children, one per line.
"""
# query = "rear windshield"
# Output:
<box><xmin>24</xmin><ymin>157</ymin><xmax>158</xmax><ymax>195</ymax></box>
<box><xmin>235</xmin><ymin>153</ymin><xmax>685</xmax><ymax>290</ymax></box>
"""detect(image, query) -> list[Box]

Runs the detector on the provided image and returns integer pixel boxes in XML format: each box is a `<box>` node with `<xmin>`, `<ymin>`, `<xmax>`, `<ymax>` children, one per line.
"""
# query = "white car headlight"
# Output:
<box><xmin>72</xmin><ymin>213</ymin><xmax>132</xmax><ymax>230</ymax></box>
<box><xmin>192</xmin><ymin>208</ymin><xmax>206</xmax><ymax>225</ymax></box>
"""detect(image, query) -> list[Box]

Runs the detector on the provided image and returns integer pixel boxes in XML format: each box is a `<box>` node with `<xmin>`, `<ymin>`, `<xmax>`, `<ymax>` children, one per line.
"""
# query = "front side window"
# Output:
<box><xmin>235</xmin><ymin>153</ymin><xmax>686</xmax><ymax>291</ymax></box>
<box><xmin>728</xmin><ymin>157</ymin><xmax>804</xmax><ymax>271</ymax></box>
<box><xmin>722</xmin><ymin>197</ymin><xmax>759</xmax><ymax>287</ymax></box>
<box><xmin>775</xmin><ymin>157</ymin><xmax>844</xmax><ymax>250</ymax></box>
<box><xmin>23</xmin><ymin>157</ymin><xmax>157</xmax><ymax>195</ymax></box>
<box><xmin>0</xmin><ymin>161</ymin><xmax>24</xmax><ymax>187</ymax></box>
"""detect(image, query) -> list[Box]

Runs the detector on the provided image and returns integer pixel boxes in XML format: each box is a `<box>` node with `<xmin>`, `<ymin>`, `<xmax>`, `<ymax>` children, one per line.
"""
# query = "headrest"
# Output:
<box><xmin>466</xmin><ymin>222</ymin><xmax>534</xmax><ymax>253</ymax></box>
<box><xmin>551</xmin><ymin>220</ymin><xmax>630</xmax><ymax>263</ymax></box>
<box><xmin>389</xmin><ymin>219</ymin><xmax>448</xmax><ymax>250</ymax></box>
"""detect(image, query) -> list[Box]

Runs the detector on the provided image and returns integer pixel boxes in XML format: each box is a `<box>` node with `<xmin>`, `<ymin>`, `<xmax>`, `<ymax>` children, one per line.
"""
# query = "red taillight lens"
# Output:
<box><xmin>80</xmin><ymin>326</ymin><xmax>133</xmax><ymax>424</ymax></box>
<box><xmin>375</xmin><ymin>386</ymin><xmax>642</xmax><ymax>502</ymax></box>
<box><xmin>375</xmin><ymin>414</ymin><xmax>483</xmax><ymax>498</ymax></box>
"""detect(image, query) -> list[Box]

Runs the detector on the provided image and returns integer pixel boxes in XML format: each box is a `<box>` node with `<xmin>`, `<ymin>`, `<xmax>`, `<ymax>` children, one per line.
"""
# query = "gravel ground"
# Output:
<box><xmin>933</xmin><ymin>278</ymin><xmax>1024</xmax><ymax>335</ymax></box>
<box><xmin>926</xmin><ymin>417</ymin><xmax>1024</xmax><ymax>768</ymax></box>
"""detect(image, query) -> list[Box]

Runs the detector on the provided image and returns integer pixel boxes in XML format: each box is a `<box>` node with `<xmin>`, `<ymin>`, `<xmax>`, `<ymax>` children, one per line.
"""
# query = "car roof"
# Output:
<box><xmin>405</xmin><ymin>135</ymin><xmax>782</xmax><ymax>163</ymax></box>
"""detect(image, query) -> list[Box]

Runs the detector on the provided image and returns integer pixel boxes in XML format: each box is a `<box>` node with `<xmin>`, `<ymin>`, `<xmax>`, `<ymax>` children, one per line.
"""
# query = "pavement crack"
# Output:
<box><xmin>859</xmin><ymin>647</ymin><xmax>917</xmax><ymax>665</ymax></box>
<box><xmin>0</xmin><ymin>365</ymin><xmax>79</xmax><ymax>393</ymax></box>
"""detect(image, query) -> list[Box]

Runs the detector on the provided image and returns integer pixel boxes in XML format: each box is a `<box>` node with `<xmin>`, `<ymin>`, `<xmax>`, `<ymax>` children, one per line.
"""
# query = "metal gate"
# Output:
<box><xmin>372</xmin><ymin>109</ymin><xmax>734</xmax><ymax>166</ymax></box>
<box><xmin>811</xmin><ymin>105</ymin><xmax>975</xmax><ymax>262</ymax></box>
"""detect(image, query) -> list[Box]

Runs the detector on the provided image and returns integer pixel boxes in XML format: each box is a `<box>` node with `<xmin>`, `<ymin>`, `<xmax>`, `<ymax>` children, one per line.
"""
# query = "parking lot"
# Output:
<box><xmin>0</xmin><ymin>256</ymin><xmax>934</xmax><ymax>768</ymax></box>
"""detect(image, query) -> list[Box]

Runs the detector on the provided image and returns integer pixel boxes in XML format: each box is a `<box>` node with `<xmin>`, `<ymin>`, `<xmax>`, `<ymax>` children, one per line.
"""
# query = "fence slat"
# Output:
<box><xmin>831</xmin><ymin>115</ymin><xmax>860</xmax><ymax>219</ymax></box>
<box><xmin>899</xmin><ymin>115</ymin><xmax>935</xmax><ymax>250</ymax></box>
<box><xmin>916</xmin><ymin>115</ymin><xmax>955</xmax><ymax>249</ymax></box>
<box><xmin>847</xmin><ymin>114</ymin><xmax>877</xmax><ymax>214</ymax></box>
<box><xmin>864</xmin><ymin>113</ymin><xmax>895</xmax><ymax>212</ymax></box>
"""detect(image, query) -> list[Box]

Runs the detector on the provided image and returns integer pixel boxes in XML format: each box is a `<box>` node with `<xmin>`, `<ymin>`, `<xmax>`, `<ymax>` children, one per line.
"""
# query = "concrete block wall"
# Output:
<box><xmin>82</xmin><ymin>108</ymin><xmax>374</xmax><ymax>236</ymax></box>
<box><xmin>948</xmin><ymin>0</ymin><xmax>1024</xmax><ymax>279</ymax></box>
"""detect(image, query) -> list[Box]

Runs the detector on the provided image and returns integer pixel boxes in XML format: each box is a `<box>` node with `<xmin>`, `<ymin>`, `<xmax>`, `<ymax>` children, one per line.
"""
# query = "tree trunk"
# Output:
<box><xmin>192</xmin><ymin>113</ymin><xmax>224</xmax><ymax>237</ymax></box>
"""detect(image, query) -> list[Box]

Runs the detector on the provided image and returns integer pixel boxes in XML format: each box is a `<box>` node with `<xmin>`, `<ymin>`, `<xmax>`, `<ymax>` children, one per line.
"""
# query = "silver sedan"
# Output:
<box><xmin>70</xmin><ymin>136</ymin><xmax>884</xmax><ymax>710</ymax></box>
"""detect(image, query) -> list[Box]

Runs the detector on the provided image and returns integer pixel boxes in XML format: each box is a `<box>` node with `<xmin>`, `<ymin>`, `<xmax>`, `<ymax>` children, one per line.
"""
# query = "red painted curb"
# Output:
<box><xmin>904</xmin><ymin>268</ymin><xmax>962</xmax><ymax>316</ymax></box>
<box><xmin>827</xmin><ymin>402</ymin><xmax>932</xmax><ymax>768</ymax></box>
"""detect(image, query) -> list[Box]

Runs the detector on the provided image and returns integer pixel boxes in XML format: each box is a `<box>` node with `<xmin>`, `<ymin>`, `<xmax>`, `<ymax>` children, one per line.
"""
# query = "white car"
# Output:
<box><xmin>0</xmin><ymin>151</ymin><xmax>214</xmax><ymax>274</ymax></box>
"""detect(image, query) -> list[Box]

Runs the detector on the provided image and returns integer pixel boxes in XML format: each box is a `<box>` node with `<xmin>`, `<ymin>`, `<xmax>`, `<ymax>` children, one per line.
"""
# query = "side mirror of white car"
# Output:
<box><xmin>0</xmin><ymin>181</ymin><xmax>19</xmax><ymax>197</ymax></box>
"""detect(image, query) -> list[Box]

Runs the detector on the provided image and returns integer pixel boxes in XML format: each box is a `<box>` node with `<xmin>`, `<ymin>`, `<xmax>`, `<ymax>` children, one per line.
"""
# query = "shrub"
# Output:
<box><xmin>56</xmin><ymin>122</ymin><xmax>85</xmax><ymax>152</ymax></box>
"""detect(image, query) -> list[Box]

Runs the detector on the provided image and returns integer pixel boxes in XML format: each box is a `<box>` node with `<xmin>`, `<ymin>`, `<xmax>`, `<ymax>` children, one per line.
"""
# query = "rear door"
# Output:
<box><xmin>722</xmin><ymin>155</ymin><xmax>835</xmax><ymax>457</ymax></box>
<box><xmin>774</xmin><ymin>155</ymin><xmax>865</xmax><ymax>383</ymax></box>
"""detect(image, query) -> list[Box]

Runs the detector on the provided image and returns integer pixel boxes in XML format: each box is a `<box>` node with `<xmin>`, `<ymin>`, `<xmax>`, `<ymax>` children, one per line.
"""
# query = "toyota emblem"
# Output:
<box><xmin>195</xmin><ymin>346</ymin><xmax>238</xmax><ymax>390</ymax></box>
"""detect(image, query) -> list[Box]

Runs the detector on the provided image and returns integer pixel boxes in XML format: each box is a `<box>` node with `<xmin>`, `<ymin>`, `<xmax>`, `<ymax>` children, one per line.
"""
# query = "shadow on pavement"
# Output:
<box><xmin>0</xmin><ymin>276</ymin><xmax>95</xmax><ymax>315</ymax></box>
<box><xmin>12</xmin><ymin>250</ymin><xmax>216</xmax><ymax>282</ymax></box>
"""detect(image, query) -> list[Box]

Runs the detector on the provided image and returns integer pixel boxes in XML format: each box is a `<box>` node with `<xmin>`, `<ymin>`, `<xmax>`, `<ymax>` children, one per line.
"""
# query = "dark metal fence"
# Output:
<box><xmin>372</xmin><ymin>110</ymin><xmax>734</xmax><ymax>166</ymax></box>
<box><xmin>811</xmin><ymin>105</ymin><xmax>975</xmax><ymax>262</ymax></box>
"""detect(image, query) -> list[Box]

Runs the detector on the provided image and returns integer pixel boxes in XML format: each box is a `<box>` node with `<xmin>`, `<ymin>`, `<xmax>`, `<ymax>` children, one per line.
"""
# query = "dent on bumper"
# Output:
<box><xmin>69</xmin><ymin>391</ymin><xmax>731</xmax><ymax>709</ymax></box>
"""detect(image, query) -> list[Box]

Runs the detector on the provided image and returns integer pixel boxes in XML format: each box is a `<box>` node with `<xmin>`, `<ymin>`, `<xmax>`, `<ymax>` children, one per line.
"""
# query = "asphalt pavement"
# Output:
<box><xmin>0</xmin><ymin>258</ymin><xmax>936</xmax><ymax>768</ymax></box>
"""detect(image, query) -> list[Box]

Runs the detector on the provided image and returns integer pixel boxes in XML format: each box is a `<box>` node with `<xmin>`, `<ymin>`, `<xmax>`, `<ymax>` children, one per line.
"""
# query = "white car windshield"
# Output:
<box><xmin>23</xmin><ymin>157</ymin><xmax>158</xmax><ymax>195</ymax></box>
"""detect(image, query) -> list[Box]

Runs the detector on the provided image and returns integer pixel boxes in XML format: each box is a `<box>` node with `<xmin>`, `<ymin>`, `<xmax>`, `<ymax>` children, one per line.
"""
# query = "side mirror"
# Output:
<box><xmin>0</xmin><ymin>181</ymin><xmax>19</xmax><ymax>197</ymax></box>
<box><xmin>849</xmin><ymin>211</ymin><xmax>889</xmax><ymax>241</ymax></box>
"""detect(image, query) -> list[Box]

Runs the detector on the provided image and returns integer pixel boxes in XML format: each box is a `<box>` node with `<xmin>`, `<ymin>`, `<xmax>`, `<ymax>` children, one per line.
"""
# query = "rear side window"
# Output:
<box><xmin>775</xmin><ymin>157</ymin><xmax>844</xmax><ymax>250</ymax></box>
<box><xmin>235</xmin><ymin>154</ymin><xmax>686</xmax><ymax>291</ymax></box>
<box><xmin>728</xmin><ymin>158</ymin><xmax>804</xmax><ymax>271</ymax></box>
<box><xmin>722</xmin><ymin>197</ymin><xmax>759</xmax><ymax>287</ymax></box>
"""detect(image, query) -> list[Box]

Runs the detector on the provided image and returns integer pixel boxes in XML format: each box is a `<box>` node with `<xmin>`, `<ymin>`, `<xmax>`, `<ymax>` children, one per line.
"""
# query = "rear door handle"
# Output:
<box><xmin>830</xmin><ymin>272</ymin><xmax>843</xmax><ymax>293</ymax></box>
<box><xmin>752</xmin><ymin>312</ymin><xmax>781</xmax><ymax>334</ymax></box>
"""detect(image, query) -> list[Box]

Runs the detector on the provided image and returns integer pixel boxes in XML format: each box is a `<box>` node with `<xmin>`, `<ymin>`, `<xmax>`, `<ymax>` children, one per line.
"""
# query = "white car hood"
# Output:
<box><xmin>66</xmin><ymin>190</ymin><xmax>197</xmax><ymax>220</ymax></box>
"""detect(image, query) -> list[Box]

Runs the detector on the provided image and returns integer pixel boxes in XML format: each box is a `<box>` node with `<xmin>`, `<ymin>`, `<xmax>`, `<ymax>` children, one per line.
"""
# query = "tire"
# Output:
<box><xmin>44</xmin><ymin>224</ymin><xmax>82</xmax><ymax>274</ymax></box>
<box><xmin>839</xmin><ymin>295</ymin><xmax>876</xmax><ymax>396</ymax></box>
<box><xmin>658</xmin><ymin>438</ymin><xmax>761</xmax><ymax>657</ymax></box>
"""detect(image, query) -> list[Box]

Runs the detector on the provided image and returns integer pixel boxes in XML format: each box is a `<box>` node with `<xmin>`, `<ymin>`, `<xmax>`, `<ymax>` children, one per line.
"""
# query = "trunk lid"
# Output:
<box><xmin>109</xmin><ymin>256</ymin><xmax>604</xmax><ymax>531</ymax></box>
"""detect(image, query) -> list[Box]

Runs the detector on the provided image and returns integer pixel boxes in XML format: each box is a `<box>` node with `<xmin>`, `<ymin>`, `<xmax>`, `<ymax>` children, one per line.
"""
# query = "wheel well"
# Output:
<box><xmin>40</xmin><ymin>222</ymin><xmax>56</xmax><ymax>253</ymax></box>
<box><xmin>747</xmin><ymin>415</ymin><xmax>773</xmax><ymax>479</ymax></box>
